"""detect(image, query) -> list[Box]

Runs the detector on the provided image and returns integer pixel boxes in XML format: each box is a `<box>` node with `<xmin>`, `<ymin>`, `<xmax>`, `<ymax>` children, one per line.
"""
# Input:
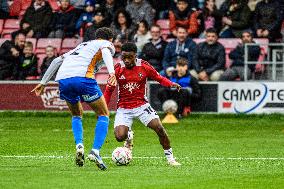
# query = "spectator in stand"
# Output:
<box><xmin>19</xmin><ymin>0</ymin><xmax>53</xmax><ymax>38</ymax></box>
<box><xmin>40</xmin><ymin>46</ymin><xmax>57</xmax><ymax>80</ymax></box>
<box><xmin>140</xmin><ymin>25</ymin><xmax>168</xmax><ymax>73</ymax></box>
<box><xmin>111</xmin><ymin>9</ymin><xmax>135</xmax><ymax>56</ymax></box>
<box><xmin>169</xmin><ymin>0</ymin><xmax>200</xmax><ymax>38</ymax></box>
<box><xmin>75</xmin><ymin>0</ymin><xmax>95</xmax><ymax>35</ymax></box>
<box><xmin>133</xmin><ymin>20</ymin><xmax>152</xmax><ymax>56</ymax></box>
<box><xmin>147</xmin><ymin>0</ymin><xmax>176</xmax><ymax>19</ymax></box>
<box><xmin>0</xmin><ymin>0</ymin><xmax>9</xmax><ymax>18</ymax></box>
<box><xmin>48</xmin><ymin>0</ymin><xmax>78</xmax><ymax>38</ymax></box>
<box><xmin>70</xmin><ymin>0</ymin><xmax>85</xmax><ymax>10</ymax></box>
<box><xmin>83</xmin><ymin>7</ymin><xmax>108</xmax><ymax>41</ymax></box>
<box><xmin>0</xmin><ymin>33</ymin><xmax>25</xmax><ymax>80</ymax></box>
<box><xmin>254</xmin><ymin>0</ymin><xmax>282</xmax><ymax>42</ymax></box>
<box><xmin>158</xmin><ymin>58</ymin><xmax>201</xmax><ymax>118</ymax></box>
<box><xmin>247</xmin><ymin>0</ymin><xmax>262</xmax><ymax>12</ymax></box>
<box><xmin>219</xmin><ymin>0</ymin><xmax>252</xmax><ymax>38</ymax></box>
<box><xmin>162</xmin><ymin>26</ymin><xmax>197</xmax><ymax>77</ymax></box>
<box><xmin>191</xmin><ymin>28</ymin><xmax>225</xmax><ymax>81</ymax></box>
<box><xmin>100</xmin><ymin>0</ymin><xmax>125</xmax><ymax>25</ymax></box>
<box><xmin>199</xmin><ymin>0</ymin><xmax>223</xmax><ymax>38</ymax></box>
<box><xmin>15</xmin><ymin>41</ymin><xmax>38</xmax><ymax>80</ymax></box>
<box><xmin>126</xmin><ymin>0</ymin><xmax>155</xmax><ymax>26</ymax></box>
<box><xmin>220</xmin><ymin>30</ymin><xmax>260</xmax><ymax>81</ymax></box>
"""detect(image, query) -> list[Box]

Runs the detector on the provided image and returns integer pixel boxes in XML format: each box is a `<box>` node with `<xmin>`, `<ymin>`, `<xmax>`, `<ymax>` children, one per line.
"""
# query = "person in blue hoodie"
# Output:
<box><xmin>162</xmin><ymin>26</ymin><xmax>197</xmax><ymax>77</ymax></box>
<box><xmin>75</xmin><ymin>0</ymin><xmax>95</xmax><ymax>34</ymax></box>
<box><xmin>158</xmin><ymin>58</ymin><xmax>201</xmax><ymax>118</ymax></box>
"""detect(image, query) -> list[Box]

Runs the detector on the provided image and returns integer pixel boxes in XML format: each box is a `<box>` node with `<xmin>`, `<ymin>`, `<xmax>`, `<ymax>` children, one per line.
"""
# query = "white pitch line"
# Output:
<box><xmin>1</xmin><ymin>155</ymin><xmax>284</xmax><ymax>160</ymax></box>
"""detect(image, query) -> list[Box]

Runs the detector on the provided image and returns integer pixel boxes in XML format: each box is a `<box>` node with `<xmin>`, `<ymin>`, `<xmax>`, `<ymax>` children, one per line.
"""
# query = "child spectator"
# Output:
<box><xmin>134</xmin><ymin>20</ymin><xmax>151</xmax><ymax>56</ymax></box>
<box><xmin>16</xmin><ymin>41</ymin><xmax>38</xmax><ymax>80</ymax></box>
<box><xmin>40</xmin><ymin>46</ymin><xmax>57</xmax><ymax>80</ymax></box>
<box><xmin>158</xmin><ymin>58</ymin><xmax>201</xmax><ymax>118</ymax></box>
<box><xmin>75</xmin><ymin>0</ymin><xmax>95</xmax><ymax>35</ymax></box>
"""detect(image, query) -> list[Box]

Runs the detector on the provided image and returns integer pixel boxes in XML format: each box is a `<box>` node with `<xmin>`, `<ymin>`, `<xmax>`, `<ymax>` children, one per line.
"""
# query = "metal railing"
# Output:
<box><xmin>244</xmin><ymin>43</ymin><xmax>284</xmax><ymax>81</ymax></box>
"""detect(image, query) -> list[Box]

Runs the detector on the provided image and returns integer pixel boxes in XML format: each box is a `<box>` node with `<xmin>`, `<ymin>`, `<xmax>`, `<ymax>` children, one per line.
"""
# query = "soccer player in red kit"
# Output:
<box><xmin>104</xmin><ymin>42</ymin><xmax>181</xmax><ymax>166</ymax></box>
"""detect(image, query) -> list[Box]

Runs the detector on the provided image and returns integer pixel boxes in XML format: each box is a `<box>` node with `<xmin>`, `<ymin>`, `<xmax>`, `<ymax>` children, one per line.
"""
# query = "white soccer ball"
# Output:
<box><xmin>112</xmin><ymin>147</ymin><xmax>132</xmax><ymax>165</ymax></box>
<box><xmin>162</xmin><ymin>99</ymin><xmax>178</xmax><ymax>114</ymax></box>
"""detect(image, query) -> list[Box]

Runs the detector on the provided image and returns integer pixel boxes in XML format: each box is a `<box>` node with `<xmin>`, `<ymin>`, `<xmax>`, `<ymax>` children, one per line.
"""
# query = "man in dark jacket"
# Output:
<box><xmin>83</xmin><ymin>8</ymin><xmax>108</xmax><ymax>42</ymax></box>
<box><xmin>0</xmin><ymin>33</ymin><xmax>26</xmax><ymax>80</ymax></box>
<box><xmin>219</xmin><ymin>0</ymin><xmax>252</xmax><ymax>38</ymax></box>
<box><xmin>140</xmin><ymin>25</ymin><xmax>167</xmax><ymax>72</ymax></box>
<box><xmin>254</xmin><ymin>0</ymin><xmax>282</xmax><ymax>42</ymax></box>
<box><xmin>19</xmin><ymin>0</ymin><xmax>53</xmax><ymax>38</ymax></box>
<box><xmin>191</xmin><ymin>28</ymin><xmax>225</xmax><ymax>81</ymax></box>
<box><xmin>220</xmin><ymin>30</ymin><xmax>261</xmax><ymax>81</ymax></box>
<box><xmin>158</xmin><ymin>58</ymin><xmax>201</xmax><ymax>118</ymax></box>
<box><xmin>48</xmin><ymin>0</ymin><xmax>78</xmax><ymax>38</ymax></box>
<box><xmin>162</xmin><ymin>26</ymin><xmax>197</xmax><ymax>77</ymax></box>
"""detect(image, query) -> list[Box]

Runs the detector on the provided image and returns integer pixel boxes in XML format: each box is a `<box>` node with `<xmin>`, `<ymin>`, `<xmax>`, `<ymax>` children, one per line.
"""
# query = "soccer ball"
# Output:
<box><xmin>112</xmin><ymin>147</ymin><xmax>132</xmax><ymax>165</ymax></box>
<box><xmin>162</xmin><ymin>99</ymin><xmax>178</xmax><ymax>114</ymax></box>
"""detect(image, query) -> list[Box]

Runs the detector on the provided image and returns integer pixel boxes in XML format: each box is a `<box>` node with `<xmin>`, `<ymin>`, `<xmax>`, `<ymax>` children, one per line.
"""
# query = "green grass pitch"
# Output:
<box><xmin>0</xmin><ymin>112</ymin><xmax>283</xmax><ymax>189</ymax></box>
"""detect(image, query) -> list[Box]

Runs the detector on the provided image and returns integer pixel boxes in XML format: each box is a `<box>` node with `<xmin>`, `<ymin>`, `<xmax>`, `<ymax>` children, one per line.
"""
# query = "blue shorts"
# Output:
<box><xmin>58</xmin><ymin>77</ymin><xmax>102</xmax><ymax>104</ymax></box>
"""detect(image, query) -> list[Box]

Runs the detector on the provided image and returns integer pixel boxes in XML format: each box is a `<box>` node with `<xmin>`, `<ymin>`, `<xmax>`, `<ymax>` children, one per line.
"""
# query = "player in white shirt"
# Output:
<box><xmin>31</xmin><ymin>27</ymin><xmax>117</xmax><ymax>170</ymax></box>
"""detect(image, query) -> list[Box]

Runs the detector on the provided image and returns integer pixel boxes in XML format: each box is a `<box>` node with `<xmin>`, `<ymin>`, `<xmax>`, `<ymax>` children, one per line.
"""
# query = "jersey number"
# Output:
<box><xmin>144</xmin><ymin>106</ymin><xmax>157</xmax><ymax>115</ymax></box>
<box><xmin>70</xmin><ymin>43</ymin><xmax>88</xmax><ymax>56</ymax></box>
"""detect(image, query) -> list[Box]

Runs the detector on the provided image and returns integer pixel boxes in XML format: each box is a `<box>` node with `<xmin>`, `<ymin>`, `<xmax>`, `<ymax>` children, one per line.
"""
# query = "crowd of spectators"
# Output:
<box><xmin>0</xmin><ymin>0</ymin><xmax>284</xmax><ymax>82</ymax></box>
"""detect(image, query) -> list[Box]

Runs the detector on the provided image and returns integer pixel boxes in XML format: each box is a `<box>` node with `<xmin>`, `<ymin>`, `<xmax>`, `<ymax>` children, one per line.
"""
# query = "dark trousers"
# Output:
<box><xmin>157</xmin><ymin>87</ymin><xmax>191</xmax><ymax>114</ymax></box>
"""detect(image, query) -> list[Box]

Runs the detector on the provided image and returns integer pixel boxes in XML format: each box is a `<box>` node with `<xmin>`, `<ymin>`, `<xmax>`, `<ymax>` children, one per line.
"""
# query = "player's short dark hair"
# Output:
<box><xmin>205</xmin><ymin>28</ymin><xmax>218</xmax><ymax>35</ymax></box>
<box><xmin>95</xmin><ymin>27</ymin><xmax>115</xmax><ymax>40</ymax></box>
<box><xmin>121</xmin><ymin>42</ymin><xmax>137</xmax><ymax>53</ymax></box>
<box><xmin>176</xmin><ymin>58</ymin><xmax>189</xmax><ymax>66</ymax></box>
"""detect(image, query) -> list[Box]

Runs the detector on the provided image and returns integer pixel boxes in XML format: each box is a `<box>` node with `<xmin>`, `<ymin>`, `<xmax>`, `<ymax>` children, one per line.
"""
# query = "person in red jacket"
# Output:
<box><xmin>169</xmin><ymin>0</ymin><xmax>200</xmax><ymax>37</ymax></box>
<box><xmin>104</xmin><ymin>42</ymin><xmax>182</xmax><ymax>166</ymax></box>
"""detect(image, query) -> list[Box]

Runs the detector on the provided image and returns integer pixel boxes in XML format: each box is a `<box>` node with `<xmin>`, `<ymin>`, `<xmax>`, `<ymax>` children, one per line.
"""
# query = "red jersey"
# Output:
<box><xmin>104</xmin><ymin>59</ymin><xmax>174</xmax><ymax>109</ymax></box>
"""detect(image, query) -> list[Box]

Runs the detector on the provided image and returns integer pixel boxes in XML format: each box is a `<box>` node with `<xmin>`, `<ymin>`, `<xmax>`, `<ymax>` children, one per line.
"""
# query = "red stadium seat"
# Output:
<box><xmin>48</xmin><ymin>0</ymin><xmax>60</xmax><ymax>11</ymax></box>
<box><xmin>156</xmin><ymin>20</ymin><xmax>169</xmax><ymax>30</ymax></box>
<box><xmin>36</xmin><ymin>38</ymin><xmax>62</xmax><ymax>54</ymax></box>
<box><xmin>37</xmin><ymin>54</ymin><xmax>46</xmax><ymax>74</ymax></box>
<box><xmin>26</xmin><ymin>38</ymin><xmax>37</xmax><ymax>52</ymax></box>
<box><xmin>1</xmin><ymin>19</ymin><xmax>20</xmax><ymax>38</ymax></box>
<box><xmin>0</xmin><ymin>38</ymin><xmax>8</xmax><ymax>46</ymax></box>
<box><xmin>157</xmin><ymin>20</ymin><xmax>170</xmax><ymax>40</ymax></box>
<box><xmin>95</xmin><ymin>73</ymin><xmax>109</xmax><ymax>82</ymax></box>
<box><xmin>60</xmin><ymin>38</ymin><xmax>82</xmax><ymax>54</ymax></box>
<box><xmin>0</xmin><ymin>19</ymin><xmax>4</xmax><ymax>34</ymax></box>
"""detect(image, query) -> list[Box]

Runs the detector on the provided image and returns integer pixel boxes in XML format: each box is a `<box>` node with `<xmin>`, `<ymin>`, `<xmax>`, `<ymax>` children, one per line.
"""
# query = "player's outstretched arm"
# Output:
<box><xmin>101</xmin><ymin>48</ymin><xmax>117</xmax><ymax>87</ymax></box>
<box><xmin>31</xmin><ymin>56</ymin><xmax>64</xmax><ymax>96</ymax></box>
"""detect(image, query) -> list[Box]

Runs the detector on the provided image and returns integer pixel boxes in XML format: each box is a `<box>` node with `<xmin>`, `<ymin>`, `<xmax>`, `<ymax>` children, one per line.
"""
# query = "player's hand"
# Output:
<box><xmin>171</xmin><ymin>83</ymin><xmax>181</xmax><ymax>92</ymax></box>
<box><xmin>31</xmin><ymin>84</ymin><xmax>45</xmax><ymax>96</ymax></box>
<box><xmin>107</xmin><ymin>73</ymin><xmax>117</xmax><ymax>87</ymax></box>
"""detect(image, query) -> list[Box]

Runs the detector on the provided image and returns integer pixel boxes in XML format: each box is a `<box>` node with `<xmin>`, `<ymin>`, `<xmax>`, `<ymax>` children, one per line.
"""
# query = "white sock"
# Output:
<box><xmin>164</xmin><ymin>148</ymin><xmax>174</xmax><ymax>162</ymax></box>
<box><xmin>76</xmin><ymin>143</ymin><xmax>84</xmax><ymax>149</ymax></box>
<box><xmin>92</xmin><ymin>149</ymin><xmax>100</xmax><ymax>155</ymax></box>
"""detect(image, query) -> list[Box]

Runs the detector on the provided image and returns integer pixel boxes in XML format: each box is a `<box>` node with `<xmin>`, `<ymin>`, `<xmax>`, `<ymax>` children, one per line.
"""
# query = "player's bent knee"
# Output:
<box><xmin>115</xmin><ymin>133</ymin><xmax>127</xmax><ymax>142</ymax></box>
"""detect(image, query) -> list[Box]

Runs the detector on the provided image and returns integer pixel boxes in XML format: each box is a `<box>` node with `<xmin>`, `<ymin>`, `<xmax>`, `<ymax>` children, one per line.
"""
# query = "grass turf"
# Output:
<box><xmin>0</xmin><ymin>112</ymin><xmax>283</xmax><ymax>189</ymax></box>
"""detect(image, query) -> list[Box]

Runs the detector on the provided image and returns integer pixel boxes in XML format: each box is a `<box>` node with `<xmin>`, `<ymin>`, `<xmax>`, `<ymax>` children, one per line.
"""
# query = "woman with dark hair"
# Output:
<box><xmin>110</xmin><ymin>9</ymin><xmax>135</xmax><ymax>56</ymax></box>
<box><xmin>199</xmin><ymin>0</ymin><xmax>222</xmax><ymax>38</ymax></box>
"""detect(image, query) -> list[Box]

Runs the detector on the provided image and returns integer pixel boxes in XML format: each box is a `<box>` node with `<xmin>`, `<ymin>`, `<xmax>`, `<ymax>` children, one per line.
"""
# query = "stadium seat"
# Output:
<box><xmin>0</xmin><ymin>38</ymin><xmax>8</xmax><ymax>47</ymax></box>
<box><xmin>95</xmin><ymin>73</ymin><xmax>109</xmax><ymax>81</ymax></box>
<box><xmin>26</xmin><ymin>38</ymin><xmax>37</xmax><ymax>52</ymax></box>
<box><xmin>157</xmin><ymin>20</ymin><xmax>170</xmax><ymax>40</ymax></box>
<box><xmin>1</xmin><ymin>19</ymin><xmax>20</xmax><ymax>38</ymax></box>
<box><xmin>22</xmin><ymin>0</ymin><xmax>32</xmax><ymax>10</ymax></box>
<box><xmin>0</xmin><ymin>19</ymin><xmax>4</xmax><ymax>34</ymax></box>
<box><xmin>36</xmin><ymin>38</ymin><xmax>62</xmax><ymax>54</ymax></box>
<box><xmin>60</xmin><ymin>38</ymin><xmax>82</xmax><ymax>54</ymax></box>
<box><xmin>37</xmin><ymin>54</ymin><xmax>46</xmax><ymax>74</ymax></box>
<box><xmin>48</xmin><ymin>0</ymin><xmax>60</xmax><ymax>11</ymax></box>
